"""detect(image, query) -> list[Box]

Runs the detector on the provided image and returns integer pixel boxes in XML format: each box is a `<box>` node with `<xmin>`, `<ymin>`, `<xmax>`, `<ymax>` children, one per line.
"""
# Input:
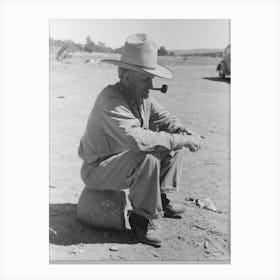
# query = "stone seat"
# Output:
<box><xmin>77</xmin><ymin>187</ymin><xmax>130</xmax><ymax>231</ymax></box>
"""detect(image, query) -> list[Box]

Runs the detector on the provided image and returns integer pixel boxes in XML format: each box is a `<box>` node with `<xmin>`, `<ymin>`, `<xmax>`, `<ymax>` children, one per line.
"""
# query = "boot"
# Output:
<box><xmin>129</xmin><ymin>212</ymin><xmax>162</xmax><ymax>247</ymax></box>
<box><xmin>161</xmin><ymin>193</ymin><xmax>186</xmax><ymax>217</ymax></box>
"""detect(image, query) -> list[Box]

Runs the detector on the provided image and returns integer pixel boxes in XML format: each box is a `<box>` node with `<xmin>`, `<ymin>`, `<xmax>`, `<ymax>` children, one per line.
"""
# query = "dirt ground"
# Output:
<box><xmin>49</xmin><ymin>53</ymin><xmax>230</xmax><ymax>263</ymax></box>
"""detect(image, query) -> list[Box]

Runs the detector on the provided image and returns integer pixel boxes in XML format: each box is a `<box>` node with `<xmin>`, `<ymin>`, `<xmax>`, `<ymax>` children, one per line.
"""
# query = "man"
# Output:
<box><xmin>78</xmin><ymin>33</ymin><xmax>202</xmax><ymax>247</ymax></box>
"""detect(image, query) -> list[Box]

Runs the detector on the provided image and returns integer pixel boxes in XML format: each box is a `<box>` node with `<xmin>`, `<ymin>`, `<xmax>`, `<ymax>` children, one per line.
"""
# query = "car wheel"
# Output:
<box><xmin>218</xmin><ymin>67</ymin><xmax>225</xmax><ymax>79</ymax></box>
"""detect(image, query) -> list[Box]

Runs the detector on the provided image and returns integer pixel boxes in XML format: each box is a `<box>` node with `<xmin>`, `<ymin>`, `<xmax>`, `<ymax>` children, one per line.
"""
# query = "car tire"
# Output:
<box><xmin>218</xmin><ymin>66</ymin><xmax>225</xmax><ymax>79</ymax></box>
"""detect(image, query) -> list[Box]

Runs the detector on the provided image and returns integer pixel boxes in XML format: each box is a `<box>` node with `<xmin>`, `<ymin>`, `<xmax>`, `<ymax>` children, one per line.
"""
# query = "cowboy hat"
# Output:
<box><xmin>102</xmin><ymin>33</ymin><xmax>173</xmax><ymax>79</ymax></box>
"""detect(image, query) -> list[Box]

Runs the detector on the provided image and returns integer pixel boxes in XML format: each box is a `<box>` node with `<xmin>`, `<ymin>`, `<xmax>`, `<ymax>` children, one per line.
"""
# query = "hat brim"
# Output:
<box><xmin>101</xmin><ymin>59</ymin><xmax>173</xmax><ymax>80</ymax></box>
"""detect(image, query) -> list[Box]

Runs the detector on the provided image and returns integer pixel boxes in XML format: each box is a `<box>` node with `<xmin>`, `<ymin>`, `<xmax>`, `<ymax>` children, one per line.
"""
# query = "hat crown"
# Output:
<box><xmin>121</xmin><ymin>33</ymin><xmax>157</xmax><ymax>70</ymax></box>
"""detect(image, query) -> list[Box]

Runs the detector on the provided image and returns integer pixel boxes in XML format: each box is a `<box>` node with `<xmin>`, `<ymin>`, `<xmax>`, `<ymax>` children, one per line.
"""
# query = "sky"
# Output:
<box><xmin>50</xmin><ymin>19</ymin><xmax>230</xmax><ymax>50</ymax></box>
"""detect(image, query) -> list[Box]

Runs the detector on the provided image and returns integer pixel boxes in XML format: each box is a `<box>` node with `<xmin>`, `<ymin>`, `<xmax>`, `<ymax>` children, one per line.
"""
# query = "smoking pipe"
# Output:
<box><xmin>151</xmin><ymin>84</ymin><xmax>168</xmax><ymax>93</ymax></box>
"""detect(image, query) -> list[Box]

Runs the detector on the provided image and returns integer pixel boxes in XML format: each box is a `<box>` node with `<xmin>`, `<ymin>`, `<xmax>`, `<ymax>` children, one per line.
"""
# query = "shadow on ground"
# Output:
<box><xmin>49</xmin><ymin>203</ymin><xmax>138</xmax><ymax>246</ymax></box>
<box><xmin>203</xmin><ymin>77</ymin><xmax>230</xmax><ymax>84</ymax></box>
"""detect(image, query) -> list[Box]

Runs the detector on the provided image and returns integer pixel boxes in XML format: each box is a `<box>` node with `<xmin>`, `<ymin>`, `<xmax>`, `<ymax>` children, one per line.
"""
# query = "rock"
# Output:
<box><xmin>191</xmin><ymin>224</ymin><xmax>206</xmax><ymax>231</ymax></box>
<box><xmin>152</xmin><ymin>252</ymin><xmax>160</xmax><ymax>258</ymax></box>
<box><xmin>195</xmin><ymin>198</ymin><xmax>217</xmax><ymax>212</ymax></box>
<box><xmin>195</xmin><ymin>199</ymin><xmax>205</xmax><ymax>208</ymax></box>
<box><xmin>68</xmin><ymin>248</ymin><xmax>77</xmax><ymax>255</ymax></box>
<box><xmin>77</xmin><ymin>188</ymin><xmax>127</xmax><ymax>231</ymax></box>
<box><xmin>203</xmin><ymin>198</ymin><xmax>217</xmax><ymax>212</ymax></box>
<box><xmin>109</xmin><ymin>245</ymin><xmax>120</xmax><ymax>251</ymax></box>
<box><xmin>204</xmin><ymin>241</ymin><xmax>209</xmax><ymax>249</ymax></box>
<box><xmin>68</xmin><ymin>246</ymin><xmax>85</xmax><ymax>254</ymax></box>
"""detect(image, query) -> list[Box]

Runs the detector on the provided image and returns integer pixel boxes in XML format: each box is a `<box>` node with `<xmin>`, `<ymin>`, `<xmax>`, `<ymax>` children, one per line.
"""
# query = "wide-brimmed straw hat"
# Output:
<box><xmin>102</xmin><ymin>33</ymin><xmax>173</xmax><ymax>79</ymax></box>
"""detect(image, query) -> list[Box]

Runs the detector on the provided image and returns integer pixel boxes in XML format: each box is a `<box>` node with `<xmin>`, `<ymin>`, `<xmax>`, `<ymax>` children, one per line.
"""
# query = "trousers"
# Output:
<box><xmin>80</xmin><ymin>149</ymin><xmax>184</xmax><ymax>219</ymax></box>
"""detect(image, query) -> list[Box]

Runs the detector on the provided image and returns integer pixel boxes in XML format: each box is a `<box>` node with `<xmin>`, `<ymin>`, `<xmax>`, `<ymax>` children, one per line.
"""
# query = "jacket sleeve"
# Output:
<box><xmin>149</xmin><ymin>97</ymin><xmax>183</xmax><ymax>133</ymax></box>
<box><xmin>98</xmin><ymin>96</ymin><xmax>186</xmax><ymax>152</ymax></box>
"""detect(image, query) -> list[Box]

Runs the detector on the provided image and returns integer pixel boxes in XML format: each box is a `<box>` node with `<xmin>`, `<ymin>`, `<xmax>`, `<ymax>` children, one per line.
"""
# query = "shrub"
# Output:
<box><xmin>158</xmin><ymin>46</ymin><xmax>168</xmax><ymax>56</ymax></box>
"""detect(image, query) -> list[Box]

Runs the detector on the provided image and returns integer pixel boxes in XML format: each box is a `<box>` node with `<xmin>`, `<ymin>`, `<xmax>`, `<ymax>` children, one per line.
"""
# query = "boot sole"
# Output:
<box><xmin>163</xmin><ymin>208</ymin><xmax>186</xmax><ymax>218</ymax></box>
<box><xmin>130</xmin><ymin>227</ymin><xmax>162</xmax><ymax>247</ymax></box>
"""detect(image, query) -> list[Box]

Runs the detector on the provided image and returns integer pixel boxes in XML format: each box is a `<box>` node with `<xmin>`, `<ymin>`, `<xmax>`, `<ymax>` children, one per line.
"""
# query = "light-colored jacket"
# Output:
<box><xmin>78</xmin><ymin>83</ymin><xmax>185</xmax><ymax>166</ymax></box>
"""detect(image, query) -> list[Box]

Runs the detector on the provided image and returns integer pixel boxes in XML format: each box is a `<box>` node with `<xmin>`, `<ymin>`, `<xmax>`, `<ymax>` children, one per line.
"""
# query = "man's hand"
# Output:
<box><xmin>172</xmin><ymin>132</ymin><xmax>203</xmax><ymax>152</ymax></box>
<box><xmin>174</xmin><ymin>126</ymin><xmax>195</xmax><ymax>135</ymax></box>
<box><xmin>184</xmin><ymin>134</ymin><xmax>202</xmax><ymax>152</ymax></box>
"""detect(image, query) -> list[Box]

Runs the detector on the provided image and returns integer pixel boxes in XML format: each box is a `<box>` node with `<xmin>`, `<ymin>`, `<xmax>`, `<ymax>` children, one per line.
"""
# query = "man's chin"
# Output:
<box><xmin>142</xmin><ymin>92</ymin><xmax>150</xmax><ymax>99</ymax></box>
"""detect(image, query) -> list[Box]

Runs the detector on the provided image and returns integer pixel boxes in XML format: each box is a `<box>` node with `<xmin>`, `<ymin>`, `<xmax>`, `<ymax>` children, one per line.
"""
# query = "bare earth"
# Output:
<box><xmin>49</xmin><ymin>53</ymin><xmax>230</xmax><ymax>263</ymax></box>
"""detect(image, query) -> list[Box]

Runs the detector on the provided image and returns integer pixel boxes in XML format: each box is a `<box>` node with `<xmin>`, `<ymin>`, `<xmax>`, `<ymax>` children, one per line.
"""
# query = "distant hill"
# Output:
<box><xmin>172</xmin><ymin>48</ymin><xmax>224</xmax><ymax>56</ymax></box>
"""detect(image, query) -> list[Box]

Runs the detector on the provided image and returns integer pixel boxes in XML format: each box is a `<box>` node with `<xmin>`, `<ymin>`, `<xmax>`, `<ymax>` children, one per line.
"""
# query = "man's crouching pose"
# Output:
<box><xmin>78</xmin><ymin>33</ymin><xmax>202</xmax><ymax>247</ymax></box>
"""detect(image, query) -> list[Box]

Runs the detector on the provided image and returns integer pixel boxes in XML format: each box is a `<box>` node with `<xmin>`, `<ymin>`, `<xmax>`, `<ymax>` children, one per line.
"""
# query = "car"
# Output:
<box><xmin>217</xmin><ymin>44</ymin><xmax>230</xmax><ymax>78</ymax></box>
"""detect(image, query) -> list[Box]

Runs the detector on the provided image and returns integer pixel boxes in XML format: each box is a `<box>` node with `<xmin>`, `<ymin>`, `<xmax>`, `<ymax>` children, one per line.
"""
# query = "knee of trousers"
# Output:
<box><xmin>133</xmin><ymin>152</ymin><xmax>160</xmax><ymax>169</ymax></box>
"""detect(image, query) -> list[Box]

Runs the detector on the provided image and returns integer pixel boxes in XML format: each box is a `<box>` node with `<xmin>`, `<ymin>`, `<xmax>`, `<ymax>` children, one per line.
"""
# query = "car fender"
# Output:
<box><xmin>217</xmin><ymin>60</ymin><xmax>227</xmax><ymax>73</ymax></box>
<box><xmin>216</xmin><ymin>60</ymin><xmax>224</xmax><ymax>71</ymax></box>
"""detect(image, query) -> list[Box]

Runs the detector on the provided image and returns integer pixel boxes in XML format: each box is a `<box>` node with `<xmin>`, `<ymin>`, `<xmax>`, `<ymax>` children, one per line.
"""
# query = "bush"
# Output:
<box><xmin>84</xmin><ymin>36</ymin><xmax>114</xmax><ymax>53</ymax></box>
<box><xmin>56</xmin><ymin>45</ymin><xmax>68</xmax><ymax>61</ymax></box>
<box><xmin>158</xmin><ymin>46</ymin><xmax>168</xmax><ymax>56</ymax></box>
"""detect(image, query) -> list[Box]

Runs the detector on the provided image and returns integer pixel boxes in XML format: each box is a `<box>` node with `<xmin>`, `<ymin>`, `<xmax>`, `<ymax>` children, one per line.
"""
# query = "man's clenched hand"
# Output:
<box><xmin>184</xmin><ymin>134</ymin><xmax>202</xmax><ymax>152</ymax></box>
<box><xmin>171</xmin><ymin>133</ymin><xmax>203</xmax><ymax>152</ymax></box>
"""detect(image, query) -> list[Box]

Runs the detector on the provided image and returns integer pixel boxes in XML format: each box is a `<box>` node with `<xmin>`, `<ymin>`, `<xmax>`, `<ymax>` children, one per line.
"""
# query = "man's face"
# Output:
<box><xmin>129</xmin><ymin>71</ymin><xmax>154</xmax><ymax>100</ymax></box>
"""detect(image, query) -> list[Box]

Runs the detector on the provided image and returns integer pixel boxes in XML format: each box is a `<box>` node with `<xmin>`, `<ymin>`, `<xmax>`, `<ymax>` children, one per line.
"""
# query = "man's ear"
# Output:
<box><xmin>122</xmin><ymin>72</ymin><xmax>133</xmax><ymax>86</ymax></box>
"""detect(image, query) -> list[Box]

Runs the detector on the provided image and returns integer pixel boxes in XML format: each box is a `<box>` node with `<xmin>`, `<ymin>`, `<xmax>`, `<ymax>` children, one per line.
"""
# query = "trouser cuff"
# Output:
<box><xmin>160</xmin><ymin>185</ymin><xmax>179</xmax><ymax>193</ymax></box>
<box><xmin>132</xmin><ymin>208</ymin><xmax>163</xmax><ymax>220</ymax></box>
